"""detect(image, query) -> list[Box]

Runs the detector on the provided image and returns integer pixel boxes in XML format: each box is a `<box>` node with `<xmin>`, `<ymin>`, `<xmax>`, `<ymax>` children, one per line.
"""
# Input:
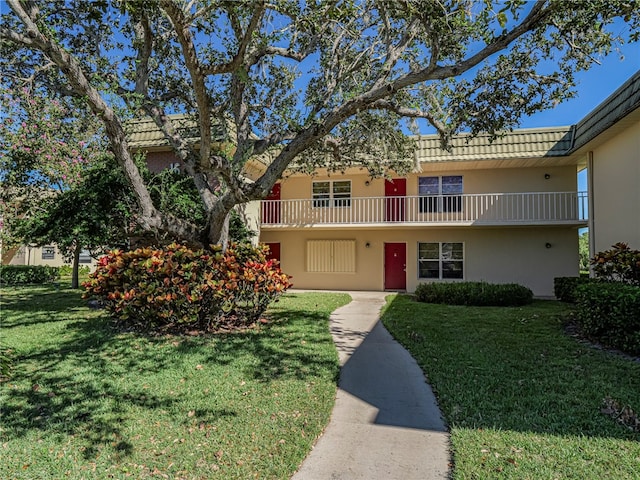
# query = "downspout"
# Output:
<box><xmin>587</xmin><ymin>151</ymin><xmax>595</xmax><ymax>277</ymax></box>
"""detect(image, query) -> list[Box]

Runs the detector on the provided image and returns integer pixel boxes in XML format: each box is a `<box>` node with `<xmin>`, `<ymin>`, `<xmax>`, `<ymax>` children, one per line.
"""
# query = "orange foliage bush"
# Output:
<box><xmin>83</xmin><ymin>243</ymin><xmax>292</xmax><ymax>333</ymax></box>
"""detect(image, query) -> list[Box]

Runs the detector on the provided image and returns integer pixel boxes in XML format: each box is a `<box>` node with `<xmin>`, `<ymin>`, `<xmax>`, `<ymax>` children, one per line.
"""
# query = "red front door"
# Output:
<box><xmin>385</xmin><ymin>179</ymin><xmax>406</xmax><ymax>222</ymax></box>
<box><xmin>264</xmin><ymin>242</ymin><xmax>281</xmax><ymax>263</ymax></box>
<box><xmin>261</xmin><ymin>183</ymin><xmax>281</xmax><ymax>224</ymax></box>
<box><xmin>384</xmin><ymin>243</ymin><xmax>406</xmax><ymax>290</ymax></box>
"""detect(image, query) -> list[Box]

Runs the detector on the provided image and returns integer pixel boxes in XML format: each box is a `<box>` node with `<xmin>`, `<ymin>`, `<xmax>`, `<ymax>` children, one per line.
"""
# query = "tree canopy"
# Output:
<box><xmin>1</xmin><ymin>0</ymin><xmax>638</xmax><ymax>247</ymax></box>
<box><xmin>0</xmin><ymin>86</ymin><xmax>106</xmax><ymax>254</ymax></box>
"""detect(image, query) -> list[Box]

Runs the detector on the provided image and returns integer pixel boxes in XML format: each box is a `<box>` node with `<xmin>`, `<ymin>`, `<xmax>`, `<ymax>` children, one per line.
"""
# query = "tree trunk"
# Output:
<box><xmin>219</xmin><ymin>213</ymin><xmax>230</xmax><ymax>251</ymax></box>
<box><xmin>71</xmin><ymin>241</ymin><xmax>81</xmax><ymax>289</ymax></box>
<box><xmin>206</xmin><ymin>200</ymin><xmax>233</xmax><ymax>250</ymax></box>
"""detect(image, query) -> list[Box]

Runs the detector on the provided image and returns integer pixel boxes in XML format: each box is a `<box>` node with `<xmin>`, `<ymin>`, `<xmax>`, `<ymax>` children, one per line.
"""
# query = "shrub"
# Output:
<box><xmin>58</xmin><ymin>265</ymin><xmax>91</xmax><ymax>276</ymax></box>
<box><xmin>414</xmin><ymin>281</ymin><xmax>533</xmax><ymax>306</ymax></box>
<box><xmin>554</xmin><ymin>276</ymin><xmax>602</xmax><ymax>303</ymax></box>
<box><xmin>591</xmin><ymin>242</ymin><xmax>640</xmax><ymax>286</ymax></box>
<box><xmin>83</xmin><ymin>242</ymin><xmax>292</xmax><ymax>333</ymax></box>
<box><xmin>575</xmin><ymin>282</ymin><xmax>640</xmax><ymax>355</ymax></box>
<box><xmin>0</xmin><ymin>265</ymin><xmax>60</xmax><ymax>285</ymax></box>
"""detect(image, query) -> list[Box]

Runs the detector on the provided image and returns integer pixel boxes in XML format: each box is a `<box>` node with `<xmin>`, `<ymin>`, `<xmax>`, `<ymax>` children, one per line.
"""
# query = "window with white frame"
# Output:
<box><xmin>41</xmin><ymin>246</ymin><xmax>55</xmax><ymax>260</ymax></box>
<box><xmin>79</xmin><ymin>249</ymin><xmax>93</xmax><ymax>264</ymax></box>
<box><xmin>418</xmin><ymin>242</ymin><xmax>464</xmax><ymax>279</ymax></box>
<box><xmin>418</xmin><ymin>175</ymin><xmax>463</xmax><ymax>213</ymax></box>
<box><xmin>312</xmin><ymin>180</ymin><xmax>351</xmax><ymax>207</ymax></box>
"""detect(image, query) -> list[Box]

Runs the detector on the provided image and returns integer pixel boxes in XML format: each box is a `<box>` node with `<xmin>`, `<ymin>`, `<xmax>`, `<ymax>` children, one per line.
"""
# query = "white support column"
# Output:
<box><xmin>587</xmin><ymin>151</ymin><xmax>595</xmax><ymax>277</ymax></box>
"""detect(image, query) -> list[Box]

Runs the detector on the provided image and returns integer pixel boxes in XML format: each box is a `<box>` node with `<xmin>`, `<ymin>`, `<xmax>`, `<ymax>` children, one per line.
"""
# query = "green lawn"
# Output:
<box><xmin>382</xmin><ymin>295</ymin><xmax>640</xmax><ymax>479</ymax></box>
<box><xmin>0</xmin><ymin>285</ymin><xmax>350</xmax><ymax>479</ymax></box>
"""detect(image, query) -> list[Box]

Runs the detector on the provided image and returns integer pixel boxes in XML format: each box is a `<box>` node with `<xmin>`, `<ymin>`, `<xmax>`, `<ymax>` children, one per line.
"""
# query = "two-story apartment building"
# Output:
<box><xmin>259</xmin><ymin>128</ymin><xmax>587</xmax><ymax>297</ymax></box>
<box><xmin>258</xmin><ymin>69</ymin><xmax>640</xmax><ymax>297</ymax></box>
<box><xmin>125</xmin><ymin>115</ymin><xmax>588</xmax><ymax>297</ymax></box>
<box><xmin>8</xmin><ymin>71</ymin><xmax>637</xmax><ymax>298</ymax></box>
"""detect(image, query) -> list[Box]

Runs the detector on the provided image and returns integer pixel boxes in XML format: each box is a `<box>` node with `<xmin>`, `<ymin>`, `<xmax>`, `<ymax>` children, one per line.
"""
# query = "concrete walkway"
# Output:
<box><xmin>292</xmin><ymin>291</ymin><xmax>450</xmax><ymax>480</ymax></box>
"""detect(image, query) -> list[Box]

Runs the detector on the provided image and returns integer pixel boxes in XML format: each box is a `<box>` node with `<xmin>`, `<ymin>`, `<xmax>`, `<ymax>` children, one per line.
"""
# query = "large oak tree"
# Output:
<box><xmin>1</xmin><ymin>0</ymin><xmax>638</xmax><ymax>248</ymax></box>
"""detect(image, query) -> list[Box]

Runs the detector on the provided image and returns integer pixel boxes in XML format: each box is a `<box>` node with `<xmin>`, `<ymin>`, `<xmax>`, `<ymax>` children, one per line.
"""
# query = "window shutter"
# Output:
<box><xmin>307</xmin><ymin>240</ymin><xmax>356</xmax><ymax>273</ymax></box>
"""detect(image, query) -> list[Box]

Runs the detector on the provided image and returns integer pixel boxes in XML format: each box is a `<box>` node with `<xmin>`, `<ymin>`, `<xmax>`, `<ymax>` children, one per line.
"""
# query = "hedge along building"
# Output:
<box><xmin>127</xmin><ymin>70</ymin><xmax>640</xmax><ymax>298</ymax></box>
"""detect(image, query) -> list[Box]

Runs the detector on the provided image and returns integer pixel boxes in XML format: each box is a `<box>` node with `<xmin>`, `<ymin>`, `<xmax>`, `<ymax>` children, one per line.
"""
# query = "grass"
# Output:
<box><xmin>0</xmin><ymin>284</ymin><xmax>350</xmax><ymax>479</ymax></box>
<box><xmin>381</xmin><ymin>295</ymin><xmax>640</xmax><ymax>479</ymax></box>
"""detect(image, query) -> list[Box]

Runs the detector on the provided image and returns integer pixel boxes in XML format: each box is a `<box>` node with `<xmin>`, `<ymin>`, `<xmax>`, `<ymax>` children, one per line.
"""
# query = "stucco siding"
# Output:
<box><xmin>260</xmin><ymin>226</ymin><xmax>578</xmax><ymax>297</ymax></box>
<box><xmin>144</xmin><ymin>151</ymin><xmax>182</xmax><ymax>173</ymax></box>
<box><xmin>591</xmin><ymin>121</ymin><xmax>640</xmax><ymax>251</ymax></box>
<box><xmin>7</xmin><ymin>245</ymin><xmax>98</xmax><ymax>270</ymax></box>
<box><xmin>280</xmin><ymin>165</ymin><xmax>577</xmax><ymax>200</ymax></box>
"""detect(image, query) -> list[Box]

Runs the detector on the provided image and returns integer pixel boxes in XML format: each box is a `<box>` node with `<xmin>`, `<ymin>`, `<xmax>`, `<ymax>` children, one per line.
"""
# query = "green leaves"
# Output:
<box><xmin>575</xmin><ymin>282</ymin><xmax>640</xmax><ymax>355</ymax></box>
<box><xmin>592</xmin><ymin>242</ymin><xmax>640</xmax><ymax>286</ymax></box>
<box><xmin>83</xmin><ymin>242</ymin><xmax>292</xmax><ymax>333</ymax></box>
<box><xmin>414</xmin><ymin>281</ymin><xmax>534</xmax><ymax>307</ymax></box>
<box><xmin>2</xmin><ymin>0</ymin><xmax>638</xmax><ymax>247</ymax></box>
<box><xmin>497</xmin><ymin>11</ymin><xmax>508</xmax><ymax>29</ymax></box>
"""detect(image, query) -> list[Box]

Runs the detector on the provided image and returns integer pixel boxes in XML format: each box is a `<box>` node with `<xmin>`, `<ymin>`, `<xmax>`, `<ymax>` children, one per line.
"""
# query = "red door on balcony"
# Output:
<box><xmin>385</xmin><ymin>179</ymin><xmax>406</xmax><ymax>222</ymax></box>
<box><xmin>261</xmin><ymin>183</ymin><xmax>281</xmax><ymax>224</ymax></box>
<box><xmin>384</xmin><ymin>242</ymin><xmax>406</xmax><ymax>290</ymax></box>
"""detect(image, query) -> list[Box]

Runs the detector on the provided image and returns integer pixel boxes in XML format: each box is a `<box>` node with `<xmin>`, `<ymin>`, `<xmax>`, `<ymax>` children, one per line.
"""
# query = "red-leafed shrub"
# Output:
<box><xmin>591</xmin><ymin>242</ymin><xmax>640</xmax><ymax>286</ymax></box>
<box><xmin>83</xmin><ymin>243</ymin><xmax>292</xmax><ymax>333</ymax></box>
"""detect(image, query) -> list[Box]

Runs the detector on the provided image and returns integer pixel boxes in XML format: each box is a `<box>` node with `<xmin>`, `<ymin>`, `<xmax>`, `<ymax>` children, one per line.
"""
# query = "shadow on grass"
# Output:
<box><xmin>380</xmin><ymin>294</ymin><xmax>640</xmax><ymax>442</ymax></box>
<box><xmin>1</xmin><ymin>286</ymin><xmax>90</xmax><ymax>328</ymax></box>
<box><xmin>174</xmin><ymin>306</ymin><xmax>340</xmax><ymax>382</ymax></box>
<box><xmin>1</xmin><ymin>288</ymin><xmax>339</xmax><ymax>459</ymax></box>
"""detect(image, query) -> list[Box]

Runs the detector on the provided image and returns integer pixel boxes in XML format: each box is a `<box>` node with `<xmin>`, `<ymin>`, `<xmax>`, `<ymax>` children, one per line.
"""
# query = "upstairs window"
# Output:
<box><xmin>313</xmin><ymin>180</ymin><xmax>351</xmax><ymax>207</ymax></box>
<box><xmin>41</xmin><ymin>246</ymin><xmax>55</xmax><ymax>260</ymax></box>
<box><xmin>419</xmin><ymin>175</ymin><xmax>463</xmax><ymax>213</ymax></box>
<box><xmin>418</xmin><ymin>242</ymin><xmax>464</xmax><ymax>279</ymax></box>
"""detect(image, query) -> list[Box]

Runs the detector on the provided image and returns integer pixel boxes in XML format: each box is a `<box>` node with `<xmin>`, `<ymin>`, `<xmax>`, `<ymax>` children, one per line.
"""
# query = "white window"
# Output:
<box><xmin>418</xmin><ymin>242</ymin><xmax>464</xmax><ymax>279</ymax></box>
<box><xmin>418</xmin><ymin>176</ymin><xmax>463</xmax><ymax>213</ymax></box>
<box><xmin>307</xmin><ymin>240</ymin><xmax>356</xmax><ymax>273</ymax></box>
<box><xmin>41</xmin><ymin>246</ymin><xmax>55</xmax><ymax>260</ymax></box>
<box><xmin>79</xmin><ymin>249</ymin><xmax>93</xmax><ymax>264</ymax></box>
<box><xmin>312</xmin><ymin>180</ymin><xmax>351</xmax><ymax>207</ymax></box>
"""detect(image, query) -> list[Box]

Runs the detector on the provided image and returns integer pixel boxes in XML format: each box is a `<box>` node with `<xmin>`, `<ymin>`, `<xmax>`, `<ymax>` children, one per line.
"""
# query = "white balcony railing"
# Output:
<box><xmin>261</xmin><ymin>191</ymin><xmax>588</xmax><ymax>227</ymax></box>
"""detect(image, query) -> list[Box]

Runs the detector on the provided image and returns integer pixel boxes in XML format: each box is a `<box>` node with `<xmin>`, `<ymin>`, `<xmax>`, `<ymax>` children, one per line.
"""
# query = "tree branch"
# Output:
<box><xmin>372</xmin><ymin>15</ymin><xmax>422</xmax><ymax>90</ymax></box>
<box><xmin>159</xmin><ymin>0</ymin><xmax>213</xmax><ymax>172</ymax></box>
<box><xmin>370</xmin><ymin>99</ymin><xmax>449</xmax><ymax>138</ymax></box>
<box><xmin>202</xmin><ymin>1</ymin><xmax>266</xmax><ymax>75</ymax></box>
<box><xmin>0</xmin><ymin>25</ymin><xmax>36</xmax><ymax>47</ymax></box>
<box><xmin>133</xmin><ymin>11</ymin><xmax>153</xmax><ymax>96</ymax></box>
<box><xmin>247</xmin><ymin>0</ymin><xmax>555</xmax><ymax>199</ymax></box>
<box><xmin>4</xmin><ymin>0</ymin><xmax>202</xmax><ymax>244</ymax></box>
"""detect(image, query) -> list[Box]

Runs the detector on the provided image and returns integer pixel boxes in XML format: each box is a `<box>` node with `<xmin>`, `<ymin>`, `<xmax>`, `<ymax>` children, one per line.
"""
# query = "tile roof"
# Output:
<box><xmin>125</xmin><ymin>69</ymin><xmax>640</xmax><ymax>163</ymax></box>
<box><xmin>570</xmin><ymin>69</ymin><xmax>640</xmax><ymax>153</ymax></box>
<box><xmin>414</xmin><ymin>127</ymin><xmax>574</xmax><ymax>162</ymax></box>
<box><xmin>126</xmin><ymin>114</ymin><xmax>226</xmax><ymax>149</ymax></box>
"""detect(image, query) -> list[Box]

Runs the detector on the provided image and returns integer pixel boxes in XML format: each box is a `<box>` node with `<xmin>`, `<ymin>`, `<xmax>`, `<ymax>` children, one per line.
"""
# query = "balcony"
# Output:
<box><xmin>261</xmin><ymin>191</ymin><xmax>588</xmax><ymax>228</ymax></box>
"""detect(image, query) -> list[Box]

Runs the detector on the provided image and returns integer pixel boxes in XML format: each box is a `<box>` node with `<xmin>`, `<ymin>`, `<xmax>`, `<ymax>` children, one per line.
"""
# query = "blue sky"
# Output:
<box><xmin>519</xmin><ymin>42</ymin><xmax>640</xmax><ymax>129</ymax></box>
<box><xmin>517</xmin><ymin>39</ymin><xmax>639</xmax><ymax>223</ymax></box>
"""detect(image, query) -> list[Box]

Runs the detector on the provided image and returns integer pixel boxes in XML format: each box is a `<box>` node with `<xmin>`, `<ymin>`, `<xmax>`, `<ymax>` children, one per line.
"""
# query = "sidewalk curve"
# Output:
<box><xmin>292</xmin><ymin>291</ymin><xmax>451</xmax><ymax>480</ymax></box>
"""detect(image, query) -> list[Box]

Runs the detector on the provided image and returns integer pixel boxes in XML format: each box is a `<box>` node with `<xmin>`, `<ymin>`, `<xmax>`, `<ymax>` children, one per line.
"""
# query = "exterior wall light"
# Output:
<box><xmin>545</xmin><ymin>242</ymin><xmax>552</xmax><ymax>249</ymax></box>
<box><xmin>365</xmin><ymin>242</ymin><xmax>371</xmax><ymax>248</ymax></box>
<box><xmin>544</xmin><ymin>173</ymin><xmax>551</xmax><ymax>179</ymax></box>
